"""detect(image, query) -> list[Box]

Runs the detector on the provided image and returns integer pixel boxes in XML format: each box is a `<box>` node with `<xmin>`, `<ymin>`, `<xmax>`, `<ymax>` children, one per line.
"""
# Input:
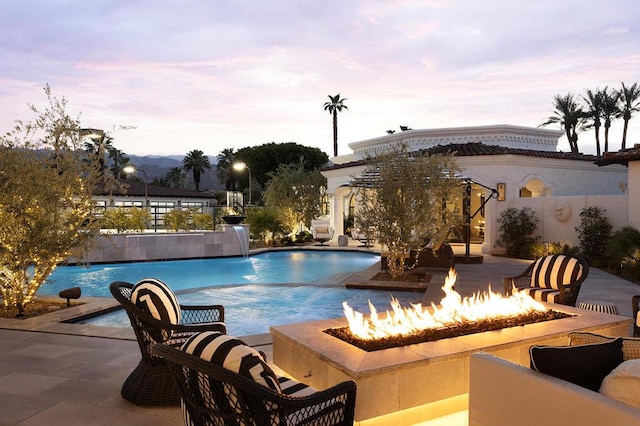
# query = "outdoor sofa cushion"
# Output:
<box><xmin>600</xmin><ymin>359</ymin><xmax>640</xmax><ymax>408</ymax></box>
<box><xmin>529</xmin><ymin>338</ymin><xmax>623</xmax><ymax>391</ymax></box>
<box><xmin>530</xmin><ymin>254</ymin><xmax>585</xmax><ymax>289</ymax></box>
<box><xmin>569</xmin><ymin>331</ymin><xmax>640</xmax><ymax>361</ymax></box>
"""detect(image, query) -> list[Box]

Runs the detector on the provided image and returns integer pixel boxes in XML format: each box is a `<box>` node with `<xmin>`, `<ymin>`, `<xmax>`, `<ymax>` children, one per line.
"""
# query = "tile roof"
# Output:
<box><xmin>324</xmin><ymin>142</ymin><xmax>599</xmax><ymax>170</ymax></box>
<box><xmin>596</xmin><ymin>146</ymin><xmax>640</xmax><ymax>167</ymax></box>
<box><xmin>94</xmin><ymin>179</ymin><xmax>216</xmax><ymax>198</ymax></box>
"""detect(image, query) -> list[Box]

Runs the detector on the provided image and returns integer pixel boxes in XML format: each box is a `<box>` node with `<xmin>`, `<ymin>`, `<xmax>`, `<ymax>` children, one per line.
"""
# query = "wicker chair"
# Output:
<box><xmin>503</xmin><ymin>254</ymin><xmax>589</xmax><ymax>307</ymax></box>
<box><xmin>110</xmin><ymin>280</ymin><xmax>226</xmax><ymax>406</ymax></box>
<box><xmin>150</xmin><ymin>342</ymin><xmax>357</xmax><ymax>426</ymax></box>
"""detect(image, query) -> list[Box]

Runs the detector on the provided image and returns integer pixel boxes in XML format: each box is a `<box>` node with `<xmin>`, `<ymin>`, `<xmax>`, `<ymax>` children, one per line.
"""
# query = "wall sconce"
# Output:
<box><xmin>497</xmin><ymin>183</ymin><xmax>506</xmax><ymax>201</ymax></box>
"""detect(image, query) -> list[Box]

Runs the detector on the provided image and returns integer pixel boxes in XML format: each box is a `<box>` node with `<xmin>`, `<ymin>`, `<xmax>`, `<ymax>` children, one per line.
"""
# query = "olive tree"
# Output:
<box><xmin>263</xmin><ymin>160</ymin><xmax>326</xmax><ymax>235</ymax></box>
<box><xmin>0</xmin><ymin>86</ymin><xmax>118</xmax><ymax>315</ymax></box>
<box><xmin>353</xmin><ymin>144</ymin><xmax>463</xmax><ymax>278</ymax></box>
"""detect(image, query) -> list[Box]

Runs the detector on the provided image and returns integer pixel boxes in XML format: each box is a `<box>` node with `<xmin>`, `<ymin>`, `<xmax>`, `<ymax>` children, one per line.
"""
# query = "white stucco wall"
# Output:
<box><xmin>489</xmin><ymin>195</ymin><xmax>628</xmax><ymax>254</ymax></box>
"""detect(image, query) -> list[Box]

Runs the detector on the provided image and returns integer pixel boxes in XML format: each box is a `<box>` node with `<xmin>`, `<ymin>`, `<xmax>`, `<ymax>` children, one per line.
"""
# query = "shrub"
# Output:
<box><xmin>607</xmin><ymin>226</ymin><xmax>640</xmax><ymax>281</ymax></box>
<box><xmin>575</xmin><ymin>206</ymin><xmax>612</xmax><ymax>265</ymax></box>
<box><xmin>164</xmin><ymin>209</ymin><xmax>190</xmax><ymax>231</ymax></box>
<box><xmin>530</xmin><ymin>241</ymin><xmax>580</xmax><ymax>258</ymax></box>
<box><xmin>496</xmin><ymin>207</ymin><xmax>539</xmax><ymax>259</ymax></box>
<box><xmin>192</xmin><ymin>212</ymin><xmax>213</xmax><ymax>230</ymax></box>
<box><xmin>246</xmin><ymin>208</ymin><xmax>284</xmax><ymax>246</ymax></box>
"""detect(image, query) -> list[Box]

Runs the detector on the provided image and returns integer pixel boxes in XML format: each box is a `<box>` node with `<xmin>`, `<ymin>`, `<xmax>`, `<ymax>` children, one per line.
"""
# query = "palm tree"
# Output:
<box><xmin>581</xmin><ymin>89</ymin><xmax>604</xmax><ymax>157</ymax></box>
<box><xmin>600</xmin><ymin>87</ymin><xmax>620</xmax><ymax>153</ymax></box>
<box><xmin>216</xmin><ymin>148</ymin><xmax>235</xmax><ymax>190</ymax></box>
<box><xmin>83</xmin><ymin>135</ymin><xmax>113</xmax><ymax>175</ymax></box>
<box><xmin>540</xmin><ymin>93</ymin><xmax>583</xmax><ymax>153</ymax></box>
<box><xmin>323</xmin><ymin>94</ymin><xmax>348</xmax><ymax>157</ymax></box>
<box><xmin>183</xmin><ymin>149</ymin><xmax>211</xmax><ymax>192</ymax></box>
<box><xmin>108</xmin><ymin>147</ymin><xmax>129</xmax><ymax>178</ymax></box>
<box><xmin>617</xmin><ymin>82</ymin><xmax>640</xmax><ymax>150</ymax></box>
<box><xmin>165</xmin><ymin>167</ymin><xmax>186</xmax><ymax>189</ymax></box>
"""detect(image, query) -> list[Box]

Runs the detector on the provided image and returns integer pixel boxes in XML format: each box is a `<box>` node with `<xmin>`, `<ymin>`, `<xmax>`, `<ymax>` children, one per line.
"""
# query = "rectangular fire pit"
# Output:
<box><xmin>271</xmin><ymin>304</ymin><xmax>632</xmax><ymax>424</ymax></box>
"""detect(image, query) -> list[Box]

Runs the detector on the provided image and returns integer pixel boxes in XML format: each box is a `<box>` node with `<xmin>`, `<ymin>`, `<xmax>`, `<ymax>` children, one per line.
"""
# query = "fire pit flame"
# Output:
<box><xmin>343</xmin><ymin>269</ymin><xmax>547</xmax><ymax>340</ymax></box>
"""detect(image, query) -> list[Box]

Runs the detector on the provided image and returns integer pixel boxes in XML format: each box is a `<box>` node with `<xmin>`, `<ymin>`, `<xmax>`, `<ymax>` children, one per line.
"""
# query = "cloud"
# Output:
<box><xmin>0</xmin><ymin>0</ymin><xmax>639</xmax><ymax>156</ymax></box>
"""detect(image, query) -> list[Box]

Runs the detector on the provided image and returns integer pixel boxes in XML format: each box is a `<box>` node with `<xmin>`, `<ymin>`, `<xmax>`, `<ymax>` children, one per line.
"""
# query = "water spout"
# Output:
<box><xmin>232</xmin><ymin>225</ymin><xmax>249</xmax><ymax>258</ymax></box>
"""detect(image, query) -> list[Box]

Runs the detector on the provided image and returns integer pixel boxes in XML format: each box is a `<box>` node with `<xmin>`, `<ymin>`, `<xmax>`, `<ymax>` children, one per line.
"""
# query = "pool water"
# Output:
<box><xmin>42</xmin><ymin>250</ymin><xmax>424</xmax><ymax>336</ymax></box>
<box><xmin>40</xmin><ymin>250</ymin><xmax>381</xmax><ymax>297</ymax></box>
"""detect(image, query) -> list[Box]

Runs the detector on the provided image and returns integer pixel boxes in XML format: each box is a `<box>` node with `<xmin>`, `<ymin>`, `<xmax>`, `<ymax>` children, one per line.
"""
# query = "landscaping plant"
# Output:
<box><xmin>0</xmin><ymin>86</ymin><xmax>120</xmax><ymax>316</ymax></box>
<box><xmin>575</xmin><ymin>206</ymin><xmax>612</xmax><ymax>265</ymax></box>
<box><xmin>496</xmin><ymin>207</ymin><xmax>539</xmax><ymax>258</ymax></box>
<box><xmin>353</xmin><ymin>143</ymin><xmax>463</xmax><ymax>278</ymax></box>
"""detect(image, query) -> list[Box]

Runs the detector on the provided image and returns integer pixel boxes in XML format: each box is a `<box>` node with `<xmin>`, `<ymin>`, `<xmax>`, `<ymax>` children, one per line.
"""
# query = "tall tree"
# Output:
<box><xmin>83</xmin><ymin>134</ymin><xmax>113</xmax><ymax>175</ymax></box>
<box><xmin>353</xmin><ymin>144</ymin><xmax>463</xmax><ymax>278</ymax></box>
<box><xmin>600</xmin><ymin>87</ymin><xmax>620</xmax><ymax>153</ymax></box>
<box><xmin>183</xmin><ymin>149</ymin><xmax>211</xmax><ymax>192</ymax></box>
<box><xmin>540</xmin><ymin>93</ymin><xmax>583</xmax><ymax>153</ymax></box>
<box><xmin>0</xmin><ymin>86</ymin><xmax>116</xmax><ymax>315</ymax></box>
<box><xmin>323</xmin><ymin>93</ymin><xmax>348</xmax><ymax>157</ymax></box>
<box><xmin>235</xmin><ymin>142</ymin><xmax>328</xmax><ymax>187</ymax></box>
<box><xmin>581</xmin><ymin>89</ymin><xmax>604</xmax><ymax>157</ymax></box>
<box><xmin>617</xmin><ymin>82</ymin><xmax>640</xmax><ymax>150</ymax></box>
<box><xmin>165</xmin><ymin>167</ymin><xmax>187</xmax><ymax>188</ymax></box>
<box><xmin>263</xmin><ymin>160</ymin><xmax>326</xmax><ymax>234</ymax></box>
<box><xmin>108</xmin><ymin>147</ymin><xmax>129</xmax><ymax>178</ymax></box>
<box><xmin>216</xmin><ymin>148</ymin><xmax>235</xmax><ymax>190</ymax></box>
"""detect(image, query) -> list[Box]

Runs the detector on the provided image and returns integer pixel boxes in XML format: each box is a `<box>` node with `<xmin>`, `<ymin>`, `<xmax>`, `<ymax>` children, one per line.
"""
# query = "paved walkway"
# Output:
<box><xmin>0</xmin><ymin>244</ymin><xmax>638</xmax><ymax>425</ymax></box>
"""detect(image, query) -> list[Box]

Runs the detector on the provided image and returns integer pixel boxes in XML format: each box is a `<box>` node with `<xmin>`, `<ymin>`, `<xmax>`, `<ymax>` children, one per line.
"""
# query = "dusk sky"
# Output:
<box><xmin>2</xmin><ymin>0</ymin><xmax>639</xmax><ymax>158</ymax></box>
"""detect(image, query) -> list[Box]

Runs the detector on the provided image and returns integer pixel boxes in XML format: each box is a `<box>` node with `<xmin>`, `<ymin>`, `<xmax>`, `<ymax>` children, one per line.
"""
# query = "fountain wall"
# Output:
<box><xmin>67</xmin><ymin>224</ymin><xmax>250</xmax><ymax>263</ymax></box>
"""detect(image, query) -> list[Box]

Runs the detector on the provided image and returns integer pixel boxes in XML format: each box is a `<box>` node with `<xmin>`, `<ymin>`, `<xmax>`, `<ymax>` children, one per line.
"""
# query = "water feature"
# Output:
<box><xmin>232</xmin><ymin>225</ymin><xmax>249</xmax><ymax>257</ymax></box>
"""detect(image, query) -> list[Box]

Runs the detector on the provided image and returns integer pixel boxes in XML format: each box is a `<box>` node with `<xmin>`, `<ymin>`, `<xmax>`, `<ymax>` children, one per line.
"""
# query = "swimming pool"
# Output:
<box><xmin>43</xmin><ymin>250</ymin><xmax>424</xmax><ymax>336</ymax></box>
<box><xmin>41</xmin><ymin>250</ymin><xmax>380</xmax><ymax>297</ymax></box>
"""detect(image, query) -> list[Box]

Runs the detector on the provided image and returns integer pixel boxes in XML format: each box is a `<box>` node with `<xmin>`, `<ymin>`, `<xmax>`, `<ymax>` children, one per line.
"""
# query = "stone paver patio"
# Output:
<box><xmin>0</xmin><ymin>244</ymin><xmax>637</xmax><ymax>425</ymax></box>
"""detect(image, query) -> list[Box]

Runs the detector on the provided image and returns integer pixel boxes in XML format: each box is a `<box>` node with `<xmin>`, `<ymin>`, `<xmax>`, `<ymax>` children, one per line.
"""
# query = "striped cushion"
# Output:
<box><xmin>131</xmin><ymin>278</ymin><xmax>181</xmax><ymax>324</ymax></box>
<box><xmin>181</xmin><ymin>331</ymin><xmax>281</xmax><ymax>392</ymax></box>
<box><xmin>278</xmin><ymin>376</ymin><xmax>317</xmax><ymax>397</ymax></box>
<box><xmin>531</xmin><ymin>255</ymin><xmax>583</xmax><ymax>290</ymax></box>
<box><xmin>569</xmin><ymin>332</ymin><xmax>640</xmax><ymax>361</ymax></box>
<box><xmin>517</xmin><ymin>287</ymin><xmax>560</xmax><ymax>303</ymax></box>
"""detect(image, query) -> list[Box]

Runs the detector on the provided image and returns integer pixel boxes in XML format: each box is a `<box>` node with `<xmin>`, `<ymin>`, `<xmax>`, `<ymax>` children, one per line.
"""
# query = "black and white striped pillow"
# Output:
<box><xmin>181</xmin><ymin>331</ymin><xmax>281</xmax><ymax>392</ymax></box>
<box><xmin>131</xmin><ymin>278</ymin><xmax>181</xmax><ymax>325</ymax></box>
<box><xmin>531</xmin><ymin>255</ymin><xmax>583</xmax><ymax>290</ymax></box>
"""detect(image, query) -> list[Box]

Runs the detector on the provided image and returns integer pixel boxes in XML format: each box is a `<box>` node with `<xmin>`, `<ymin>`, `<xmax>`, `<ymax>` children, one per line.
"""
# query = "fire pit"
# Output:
<box><xmin>271</xmin><ymin>270</ymin><xmax>633</xmax><ymax>423</ymax></box>
<box><xmin>325</xmin><ymin>269</ymin><xmax>572</xmax><ymax>351</ymax></box>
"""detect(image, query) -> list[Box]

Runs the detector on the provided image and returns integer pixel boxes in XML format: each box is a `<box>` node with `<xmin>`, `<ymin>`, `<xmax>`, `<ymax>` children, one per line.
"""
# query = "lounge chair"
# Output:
<box><xmin>351</xmin><ymin>226</ymin><xmax>375</xmax><ymax>247</ymax></box>
<box><xmin>311</xmin><ymin>219</ymin><xmax>334</xmax><ymax>245</ymax></box>
<box><xmin>503</xmin><ymin>254</ymin><xmax>589</xmax><ymax>306</ymax></box>
<box><xmin>151</xmin><ymin>333</ymin><xmax>357</xmax><ymax>426</ymax></box>
<box><xmin>110</xmin><ymin>279</ymin><xmax>226</xmax><ymax>406</ymax></box>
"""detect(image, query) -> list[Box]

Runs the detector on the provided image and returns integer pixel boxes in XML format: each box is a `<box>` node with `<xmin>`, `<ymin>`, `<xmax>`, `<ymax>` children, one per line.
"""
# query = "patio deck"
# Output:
<box><xmin>0</xmin><ymin>244</ymin><xmax>637</xmax><ymax>425</ymax></box>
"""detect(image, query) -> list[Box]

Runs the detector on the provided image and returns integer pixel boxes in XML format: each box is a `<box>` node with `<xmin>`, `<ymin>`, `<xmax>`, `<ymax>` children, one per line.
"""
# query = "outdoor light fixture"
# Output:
<box><xmin>123</xmin><ymin>164</ymin><xmax>149</xmax><ymax>210</ymax></box>
<box><xmin>79</xmin><ymin>128</ymin><xmax>105</xmax><ymax>140</ymax></box>
<box><xmin>232</xmin><ymin>162</ymin><xmax>251</xmax><ymax>205</ymax></box>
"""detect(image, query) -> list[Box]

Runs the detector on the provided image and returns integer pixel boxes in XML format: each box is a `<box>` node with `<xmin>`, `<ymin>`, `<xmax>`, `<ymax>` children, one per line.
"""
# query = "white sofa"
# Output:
<box><xmin>469</xmin><ymin>352</ymin><xmax>640</xmax><ymax>426</ymax></box>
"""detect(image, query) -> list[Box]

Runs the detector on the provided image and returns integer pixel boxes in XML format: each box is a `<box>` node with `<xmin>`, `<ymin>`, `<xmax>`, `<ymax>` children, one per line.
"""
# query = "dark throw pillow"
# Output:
<box><xmin>529</xmin><ymin>338</ymin><xmax>623</xmax><ymax>392</ymax></box>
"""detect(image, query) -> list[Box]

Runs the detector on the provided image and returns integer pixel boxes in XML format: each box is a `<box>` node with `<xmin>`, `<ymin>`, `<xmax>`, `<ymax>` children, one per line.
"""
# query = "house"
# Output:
<box><xmin>321</xmin><ymin>125</ymin><xmax>629</xmax><ymax>254</ymax></box>
<box><xmin>93</xmin><ymin>179</ymin><xmax>218</xmax><ymax>230</ymax></box>
<box><xmin>597</xmin><ymin>145</ymin><xmax>640</xmax><ymax>227</ymax></box>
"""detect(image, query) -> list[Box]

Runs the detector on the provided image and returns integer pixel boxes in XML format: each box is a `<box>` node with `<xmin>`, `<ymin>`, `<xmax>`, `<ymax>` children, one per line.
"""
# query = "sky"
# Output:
<box><xmin>1</xmin><ymin>0</ymin><xmax>640</xmax><ymax>158</ymax></box>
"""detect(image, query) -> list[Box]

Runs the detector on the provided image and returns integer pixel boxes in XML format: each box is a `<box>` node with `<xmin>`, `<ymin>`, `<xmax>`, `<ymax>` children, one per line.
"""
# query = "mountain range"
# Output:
<box><xmin>126</xmin><ymin>154</ymin><xmax>224</xmax><ymax>191</ymax></box>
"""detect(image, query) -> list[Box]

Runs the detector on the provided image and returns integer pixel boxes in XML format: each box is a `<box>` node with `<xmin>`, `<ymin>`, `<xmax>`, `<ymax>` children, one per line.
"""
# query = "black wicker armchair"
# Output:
<box><xmin>110</xmin><ymin>280</ymin><xmax>225</xmax><ymax>406</ymax></box>
<box><xmin>503</xmin><ymin>254</ymin><xmax>589</xmax><ymax>307</ymax></box>
<box><xmin>150</xmin><ymin>342</ymin><xmax>357</xmax><ymax>426</ymax></box>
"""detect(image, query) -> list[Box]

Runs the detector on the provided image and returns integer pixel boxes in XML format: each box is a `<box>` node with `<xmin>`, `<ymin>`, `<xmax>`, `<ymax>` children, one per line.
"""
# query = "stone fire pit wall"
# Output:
<box><xmin>271</xmin><ymin>304</ymin><xmax>632</xmax><ymax>424</ymax></box>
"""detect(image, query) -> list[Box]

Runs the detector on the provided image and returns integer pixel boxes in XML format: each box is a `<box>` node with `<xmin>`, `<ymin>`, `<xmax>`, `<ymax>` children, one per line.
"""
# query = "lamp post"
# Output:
<box><xmin>233</xmin><ymin>162</ymin><xmax>251</xmax><ymax>206</ymax></box>
<box><xmin>123</xmin><ymin>164</ymin><xmax>149</xmax><ymax>209</ymax></box>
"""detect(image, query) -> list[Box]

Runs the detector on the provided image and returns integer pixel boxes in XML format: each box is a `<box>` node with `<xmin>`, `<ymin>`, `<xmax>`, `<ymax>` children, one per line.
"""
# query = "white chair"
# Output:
<box><xmin>311</xmin><ymin>219</ymin><xmax>334</xmax><ymax>245</ymax></box>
